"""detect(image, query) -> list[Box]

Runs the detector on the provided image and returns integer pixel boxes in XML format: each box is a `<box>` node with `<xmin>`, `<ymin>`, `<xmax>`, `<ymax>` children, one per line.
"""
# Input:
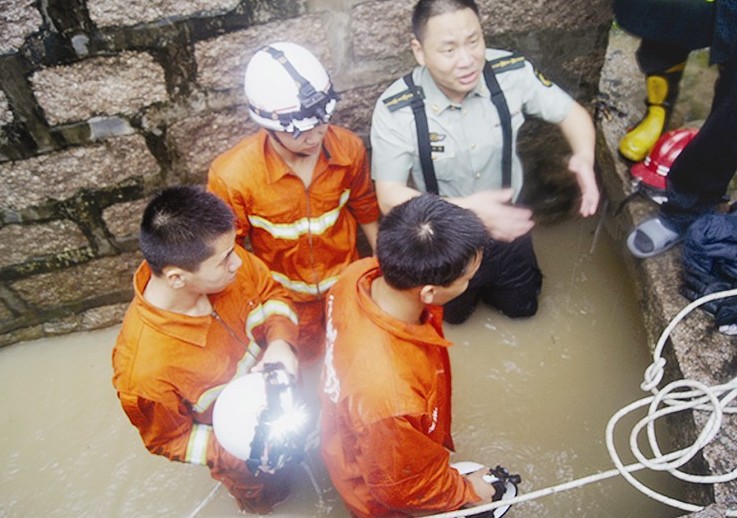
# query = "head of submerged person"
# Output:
<box><xmin>377</xmin><ymin>194</ymin><xmax>487</xmax><ymax>305</ymax></box>
<box><xmin>411</xmin><ymin>0</ymin><xmax>486</xmax><ymax>104</ymax></box>
<box><xmin>139</xmin><ymin>186</ymin><xmax>242</xmax><ymax>293</ymax></box>
<box><xmin>244</xmin><ymin>41</ymin><xmax>339</xmax><ymax>158</ymax></box>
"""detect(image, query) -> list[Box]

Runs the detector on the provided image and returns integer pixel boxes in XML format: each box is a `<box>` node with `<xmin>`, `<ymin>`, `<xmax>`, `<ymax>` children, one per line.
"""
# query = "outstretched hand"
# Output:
<box><xmin>460</xmin><ymin>189</ymin><xmax>534</xmax><ymax>242</ymax></box>
<box><xmin>568</xmin><ymin>154</ymin><xmax>600</xmax><ymax>217</ymax></box>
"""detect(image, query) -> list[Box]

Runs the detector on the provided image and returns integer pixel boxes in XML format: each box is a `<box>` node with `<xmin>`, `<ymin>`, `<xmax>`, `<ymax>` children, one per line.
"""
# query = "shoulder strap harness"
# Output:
<box><xmin>396</xmin><ymin>55</ymin><xmax>524</xmax><ymax>194</ymax></box>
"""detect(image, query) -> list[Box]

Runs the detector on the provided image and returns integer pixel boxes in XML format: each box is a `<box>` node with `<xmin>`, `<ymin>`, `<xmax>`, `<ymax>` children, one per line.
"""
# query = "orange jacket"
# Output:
<box><xmin>112</xmin><ymin>247</ymin><xmax>298</xmax><ymax>510</ymax></box>
<box><xmin>207</xmin><ymin>126</ymin><xmax>380</xmax><ymax>305</ymax></box>
<box><xmin>320</xmin><ymin>258</ymin><xmax>480</xmax><ymax>517</ymax></box>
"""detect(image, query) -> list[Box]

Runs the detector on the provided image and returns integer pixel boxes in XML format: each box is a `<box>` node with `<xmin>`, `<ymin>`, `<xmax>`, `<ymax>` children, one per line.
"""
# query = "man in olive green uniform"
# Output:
<box><xmin>371</xmin><ymin>0</ymin><xmax>599</xmax><ymax>323</ymax></box>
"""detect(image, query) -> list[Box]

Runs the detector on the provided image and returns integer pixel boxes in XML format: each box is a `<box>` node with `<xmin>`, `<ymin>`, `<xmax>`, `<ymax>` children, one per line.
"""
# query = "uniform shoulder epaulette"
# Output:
<box><xmin>488</xmin><ymin>53</ymin><xmax>526</xmax><ymax>73</ymax></box>
<box><xmin>382</xmin><ymin>86</ymin><xmax>424</xmax><ymax>113</ymax></box>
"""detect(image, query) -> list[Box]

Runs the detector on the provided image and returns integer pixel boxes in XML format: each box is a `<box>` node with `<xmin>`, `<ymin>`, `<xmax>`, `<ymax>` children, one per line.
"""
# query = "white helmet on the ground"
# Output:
<box><xmin>213</xmin><ymin>364</ymin><xmax>307</xmax><ymax>474</ymax></box>
<box><xmin>244</xmin><ymin>42</ymin><xmax>339</xmax><ymax>136</ymax></box>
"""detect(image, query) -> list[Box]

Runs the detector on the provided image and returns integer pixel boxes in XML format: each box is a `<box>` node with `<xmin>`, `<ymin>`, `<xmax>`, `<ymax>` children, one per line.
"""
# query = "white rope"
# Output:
<box><xmin>301</xmin><ymin>454</ymin><xmax>326</xmax><ymax>508</ymax></box>
<box><xmin>185</xmin><ymin>481</ymin><xmax>222</xmax><ymax>518</ymax></box>
<box><xmin>427</xmin><ymin>288</ymin><xmax>737</xmax><ymax>517</ymax></box>
<box><xmin>605</xmin><ymin>288</ymin><xmax>737</xmax><ymax>514</ymax></box>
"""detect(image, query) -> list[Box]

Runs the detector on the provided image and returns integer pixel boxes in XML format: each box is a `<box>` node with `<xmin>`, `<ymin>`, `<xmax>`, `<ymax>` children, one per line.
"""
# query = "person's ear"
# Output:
<box><xmin>163</xmin><ymin>267</ymin><xmax>186</xmax><ymax>289</ymax></box>
<box><xmin>419</xmin><ymin>284</ymin><xmax>436</xmax><ymax>305</ymax></box>
<box><xmin>411</xmin><ymin>37</ymin><xmax>425</xmax><ymax>66</ymax></box>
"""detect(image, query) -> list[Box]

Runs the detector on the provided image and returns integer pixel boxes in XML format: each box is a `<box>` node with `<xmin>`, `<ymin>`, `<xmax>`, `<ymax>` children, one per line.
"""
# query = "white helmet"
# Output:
<box><xmin>244</xmin><ymin>42</ymin><xmax>339</xmax><ymax>136</ymax></box>
<box><xmin>213</xmin><ymin>364</ymin><xmax>307</xmax><ymax>474</ymax></box>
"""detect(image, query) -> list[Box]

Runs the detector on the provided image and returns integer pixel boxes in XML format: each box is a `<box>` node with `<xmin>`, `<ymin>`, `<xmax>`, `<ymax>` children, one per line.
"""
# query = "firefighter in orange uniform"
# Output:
<box><xmin>321</xmin><ymin>194</ymin><xmax>515</xmax><ymax>517</ymax></box>
<box><xmin>112</xmin><ymin>186</ymin><xmax>300</xmax><ymax>514</ymax></box>
<box><xmin>208</xmin><ymin>42</ymin><xmax>380</xmax><ymax>364</ymax></box>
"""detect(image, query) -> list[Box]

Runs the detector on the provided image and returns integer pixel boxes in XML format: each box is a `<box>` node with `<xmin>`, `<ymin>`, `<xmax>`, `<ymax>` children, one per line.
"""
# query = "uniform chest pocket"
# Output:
<box><xmin>426</xmin><ymin>133</ymin><xmax>458</xmax><ymax>182</ymax></box>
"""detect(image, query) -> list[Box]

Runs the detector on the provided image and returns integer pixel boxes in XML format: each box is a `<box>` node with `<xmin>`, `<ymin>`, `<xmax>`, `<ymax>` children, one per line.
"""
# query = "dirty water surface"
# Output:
<box><xmin>1</xmin><ymin>217</ymin><xmax>694</xmax><ymax>517</ymax></box>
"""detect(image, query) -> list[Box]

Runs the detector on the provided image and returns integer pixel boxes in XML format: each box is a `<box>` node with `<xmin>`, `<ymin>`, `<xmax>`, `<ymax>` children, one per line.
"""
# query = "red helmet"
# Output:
<box><xmin>630</xmin><ymin>127</ymin><xmax>699</xmax><ymax>191</ymax></box>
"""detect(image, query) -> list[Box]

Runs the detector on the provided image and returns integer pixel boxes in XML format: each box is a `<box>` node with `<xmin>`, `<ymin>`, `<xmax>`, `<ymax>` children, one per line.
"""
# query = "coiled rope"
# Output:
<box><xmin>428</xmin><ymin>288</ymin><xmax>737</xmax><ymax>517</ymax></box>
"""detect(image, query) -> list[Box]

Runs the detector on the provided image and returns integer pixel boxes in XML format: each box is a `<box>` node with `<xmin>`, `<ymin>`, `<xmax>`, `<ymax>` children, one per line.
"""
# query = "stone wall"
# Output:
<box><xmin>0</xmin><ymin>0</ymin><xmax>612</xmax><ymax>346</ymax></box>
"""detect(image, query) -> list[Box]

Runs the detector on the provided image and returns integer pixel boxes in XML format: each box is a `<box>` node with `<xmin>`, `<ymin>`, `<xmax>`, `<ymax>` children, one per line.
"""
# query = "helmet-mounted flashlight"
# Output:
<box><xmin>246</xmin><ymin>363</ymin><xmax>307</xmax><ymax>475</ymax></box>
<box><xmin>212</xmin><ymin>363</ymin><xmax>308</xmax><ymax>475</ymax></box>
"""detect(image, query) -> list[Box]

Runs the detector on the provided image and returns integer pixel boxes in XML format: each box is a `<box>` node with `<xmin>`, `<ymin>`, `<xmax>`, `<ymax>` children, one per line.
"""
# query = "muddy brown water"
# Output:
<box><xmin>1</xmin><ymin>217</ymin><xmax>694</xmax><ymax>517</ymax></box>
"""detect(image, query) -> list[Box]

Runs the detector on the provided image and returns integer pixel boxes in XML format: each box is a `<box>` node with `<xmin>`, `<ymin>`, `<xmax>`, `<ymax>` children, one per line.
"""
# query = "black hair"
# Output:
<box><xmin>412</xmin><ymin>0</ymin><xmax>481</xmax><ymax>42</ymax></box>
<box><xmin>139</xmin><ymin>186</ymin><xmax>235</xmax><ymax>276</ymax></box>
<box><xmin>377</xmin><ymin>194</ymin><xmax>488</xmax><ymax>289</ymax></box>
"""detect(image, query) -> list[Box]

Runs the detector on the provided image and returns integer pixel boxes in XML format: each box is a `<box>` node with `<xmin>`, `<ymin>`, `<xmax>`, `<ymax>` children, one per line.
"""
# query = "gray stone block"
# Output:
<box><xmin>0</xmin><ymin>88</ymin><xmax>12</xmax><ymax>126</ymax></box>
<box><xmin>78</xmin><ymin>302</ymin><xmax>129</xmax><ymax>329</ymax></box>
<box><xmin>0</xmin><ymin>220</ymin><xmax>88</xmax><ymax>268</ymax></box>
<box><xmin>351</xmin><ymin>1</ymin><xmax>413</xmax><ymax>61</ymax></box>
<box><xmin>167</xmin><ymin>106</ymin><xmax>255</xmax><ymax>184</ymax></box>
<box><xmin>0</xmin><ymin>0</ymin><xmax>42</xmax><ymax>54</ymax></box>
<box><xmin>11</xmin><ymin>253</ymin><xmax>140</xmax><ymax>308</ymax></box>
<box><xmin>0</xmin><ymin>134</ymin><xmax>159</xmax><ymax>210</ymax></box>
<box><xmin>31</xmin><ymin>52</ymin><xmax>168</xmax><ymax>125</ymax></box>
<box><xmin>478</xmin><ymin>0</ymin><xmax>611</xmax><ymax>35</ymax></box>
<box><xmin>194</xmin><ymin>13</ymin><xmax>332</xmax><ymax>92</ymax></box>
<box><xmin>0</xmin><ymin>301</ymin><xmax>12</xmax><ymax>321</ymax></box>
<box><xmin>87</xmin><ymin>0</ymin><xmax>239</xmax><ymax>28</ymax></box>
<box><xmin>331</xmin><ymin>82</ymin><xmax>392</xmax><ymax>138</ymax></box>
<box><xmin>102</xmin><ymin>198</ymin><xmax>148</xmax><ymax>239</ymax></box>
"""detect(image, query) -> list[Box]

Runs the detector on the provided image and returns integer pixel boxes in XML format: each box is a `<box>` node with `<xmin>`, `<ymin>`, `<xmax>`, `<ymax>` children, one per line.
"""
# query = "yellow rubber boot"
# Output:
<box><xmin>619</xmin><ymin>66</ymin><xmax>684</xmax><ymax>162</ymax></box>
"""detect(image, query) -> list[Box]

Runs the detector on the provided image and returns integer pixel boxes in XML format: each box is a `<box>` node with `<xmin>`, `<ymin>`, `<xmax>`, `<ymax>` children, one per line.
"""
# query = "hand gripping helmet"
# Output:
<box><xmin>451</xmin><ymin>461</ymin><xmax>521</xmax><ymax>518</ymax></box>
<box><xmin>244</xmin><ymin>42</ymin><xmax>339</xmax><ymax>137</ymax></box>
<box><xmin>213</xmin><ymin>364</ymin><xmax>307</xmax><ymax>475</ymax></box>
<box><xmin>630</xmin><ymin>127</ymin><xmax>699</xmax><ymax>192</ymax></box>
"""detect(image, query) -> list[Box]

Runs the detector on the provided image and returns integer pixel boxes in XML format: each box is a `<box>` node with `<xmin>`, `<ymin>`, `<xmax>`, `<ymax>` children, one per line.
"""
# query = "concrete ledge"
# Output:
<box><xmin>597</xmin><ymin>28</ymin><xmax>737</xmax><ymax>515</ymax></box>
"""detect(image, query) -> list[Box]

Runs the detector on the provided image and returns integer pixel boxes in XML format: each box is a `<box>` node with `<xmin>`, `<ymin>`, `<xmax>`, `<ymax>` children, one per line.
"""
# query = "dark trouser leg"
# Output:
<box><xmin>443</xmin><ymin>233</ymin><xmax>542</xmax><ymax>324</ymax></box>
<box><xmin>442</xmin><ymin>278</ymin><xmax>481</xmax><ymax>325</ymax></box>
<box><xmin>613</xmin><ymin>0</ymin><xmax>715</xmax><ymax>49</ymax></box>
<box><xmin>662</xmin><ymin>57</ymin><xmax>737</xmax><ymax>232</ymax></box>
<box><xmin>635</xmin><ymin>40</ymin><xmax>691</xmax><ymax>75</ymax></box>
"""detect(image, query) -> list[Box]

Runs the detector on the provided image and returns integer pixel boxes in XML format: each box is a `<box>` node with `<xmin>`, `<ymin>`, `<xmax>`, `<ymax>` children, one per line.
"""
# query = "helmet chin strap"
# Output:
<box><xmin>267</xmin><ymin>130</ymin><xmax>313</xmax><ymax>159</ymax></box>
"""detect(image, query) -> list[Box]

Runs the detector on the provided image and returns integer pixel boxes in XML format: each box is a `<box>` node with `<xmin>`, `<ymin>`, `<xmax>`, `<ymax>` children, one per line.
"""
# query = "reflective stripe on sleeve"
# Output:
<box><xmin>245</xmin><ymin>299</ymin><xmax>299</xmax><ymax>338</ymax></box>
<box><xmin>247</xmin><ymin>189</ymin><xmax>351</xmax><ymax>240</ymax></box>
<box><xmin>191</xmin><ymin>301</ymin><xmax>298</xmax><ymax>414</ymax></box>
<box><xmin>190</xmin><ymin>345</ymin><xmax>262</xmax><ymax>414</ymax></box>
<box><xmin>185</xmin><ymin>423</ymin><xmax>212</xmax><ymax>465</ymax></box>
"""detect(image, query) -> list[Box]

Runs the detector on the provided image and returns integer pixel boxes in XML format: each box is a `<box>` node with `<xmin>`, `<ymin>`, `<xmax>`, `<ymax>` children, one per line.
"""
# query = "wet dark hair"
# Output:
<box><xmin>139</xmin><ymin>186</ymin><xmax>235</xmax><ymax>276</ymax></box>
<box><xmin>377</xmin><ymin>194</ymin><xmax>488</xmax><ymax>289</ymax></box>
<box><xmin>412</xmin><ymin>0</ymin><xmax>481</xmax><ymax>42</ymax></box>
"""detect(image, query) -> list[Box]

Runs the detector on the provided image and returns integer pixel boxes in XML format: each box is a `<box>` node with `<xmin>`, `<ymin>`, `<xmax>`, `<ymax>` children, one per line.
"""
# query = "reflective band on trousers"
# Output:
<box><xmin>248</xmin><ymin>189</ymin><xmax>351</xmax><ymax>240</ymax></box>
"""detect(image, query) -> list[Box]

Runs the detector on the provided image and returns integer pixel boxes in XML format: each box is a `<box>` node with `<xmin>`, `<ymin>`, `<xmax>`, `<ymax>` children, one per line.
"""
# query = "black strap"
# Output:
<box><xmin>259</xmin><ymin>46</ymin><xmax>338</xmax><ymax>129</ymax></box>
<box><xmin>403</xmin><ymin>72</ymin><xmax>439</xmax><ymax>195</ymax></box>
<box><xmin>483</xmin><ymin>61</ymin><xmax>513</xmax><ymax>189</ymax></box>
<box><xmin>403</xmin><ymin>61</ymin><xmax>513</xmax><ymax>194</ymax></box>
